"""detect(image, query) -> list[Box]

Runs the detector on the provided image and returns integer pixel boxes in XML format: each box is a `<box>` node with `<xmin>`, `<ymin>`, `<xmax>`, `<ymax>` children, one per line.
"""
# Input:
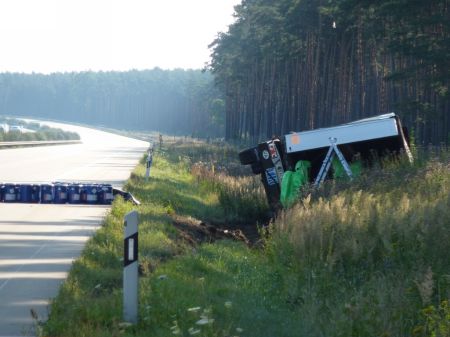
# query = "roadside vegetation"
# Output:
<box><xmin>0</xmin><ymin>117</ymin><xmax>80</xmax><ymax>142</ymax></box>
<box><xmin>42</xmin><ymin>140</ymin><xmax>449</xmax><ymax>337</ymax></box>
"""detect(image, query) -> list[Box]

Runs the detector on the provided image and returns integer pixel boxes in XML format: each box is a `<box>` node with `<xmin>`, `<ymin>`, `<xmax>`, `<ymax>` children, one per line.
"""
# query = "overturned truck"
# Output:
<box><xmin>239</xmin><ymin>113</ymin><xmax>413</xmax><ymax>209</ymax></box>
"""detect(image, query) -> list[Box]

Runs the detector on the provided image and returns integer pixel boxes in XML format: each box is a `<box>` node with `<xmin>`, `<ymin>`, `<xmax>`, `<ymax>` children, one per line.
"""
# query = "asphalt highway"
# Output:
<box><xmin>0</xmin><ymin>122</ymin><xmax>149</xmax><ymax>336</ymax></box>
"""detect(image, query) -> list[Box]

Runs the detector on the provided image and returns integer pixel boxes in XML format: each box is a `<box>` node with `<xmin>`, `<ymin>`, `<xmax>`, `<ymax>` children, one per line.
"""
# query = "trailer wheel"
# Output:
<box><xmin>239</xmin><ymin>147</ymin><xmax>258</xmax><ymax>165</ymax></box>
<box><xmin>251</xmin><ymin>162</ymin><xmax>262</xmax><ymax>175</ymax></box>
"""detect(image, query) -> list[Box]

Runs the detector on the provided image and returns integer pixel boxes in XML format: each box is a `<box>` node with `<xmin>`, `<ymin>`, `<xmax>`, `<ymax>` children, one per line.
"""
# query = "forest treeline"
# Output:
<box><xmin>1</xmin><ymin>0</ymin><xmax>448</xmax><ymax>145</ymax></box>
<box><xmin>209</xmin><ymin>0</ymin><xmax>450</xmax><ymax>145</ymax></box>
<box><xmin>0</xmin><ymin>69</ymin><xmax>224</xmax><ymax>137</ymax></box>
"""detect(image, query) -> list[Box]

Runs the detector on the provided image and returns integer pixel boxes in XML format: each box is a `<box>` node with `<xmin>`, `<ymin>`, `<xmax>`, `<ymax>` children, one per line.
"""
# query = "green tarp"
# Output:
<box><xmin>280</xmin><ymin>157</ymin><xmax>362</xmax><ymax>208</ymax></box>
<box><xmin>280</xmin><ymin>160</ymin><xmax>310</xmax><ymax>208</ymax></box>
<box><xmin>332</xmin><ymin>157</ymin><xmax>362</xmax><ymax>179</ymax></box>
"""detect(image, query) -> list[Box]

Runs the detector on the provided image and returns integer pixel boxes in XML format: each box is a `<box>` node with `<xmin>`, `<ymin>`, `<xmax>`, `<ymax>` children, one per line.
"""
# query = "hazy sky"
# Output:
<box><xmin>0</xmin><ymin>0</ymin><xmax>240</xmax><ymax>74</ymax></box>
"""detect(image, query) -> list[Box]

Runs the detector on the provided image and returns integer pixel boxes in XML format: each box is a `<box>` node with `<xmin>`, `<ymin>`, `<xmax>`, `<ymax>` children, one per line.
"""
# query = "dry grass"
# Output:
<box><xmin>274</xmin><ymin>159</ymin><xmax>450</xmax><ymax>271</ymax></box>
<box><xmin>266</xmin><ymin>153</ymin><xmax>450</xmax><ymax>336</ymax></box>
<box><xmin>188</xmin><ymin>144</ymin><xmax>270</xmax><ymax>224</ymax></box>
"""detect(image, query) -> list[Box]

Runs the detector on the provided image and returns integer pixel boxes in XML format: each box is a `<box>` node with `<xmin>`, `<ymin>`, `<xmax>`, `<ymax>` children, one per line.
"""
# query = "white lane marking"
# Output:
<box><xmin>0</xmin><ymin>222</ymin><xmax>98</xmax><ymax>292</ymax></box>
<box><xmin>0</xmin><ymin>258</ymin><xmax>73</xmax><ymax>267</ymax></box>
<box><xmin>0</xmin><ymin>243</ymin><xmax>47</xmax><ymax>291</ymax></box>
<box><xmin>0</xmin><ymin>235</ymin><xmax>91</xmax><ymax>242</ymax></box>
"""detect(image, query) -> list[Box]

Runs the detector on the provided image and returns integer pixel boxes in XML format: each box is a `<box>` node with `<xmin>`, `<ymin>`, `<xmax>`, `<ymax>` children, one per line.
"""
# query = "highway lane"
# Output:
<box><xmin>0</xmin><ymin>122</ymin><xmax>149</xmax><ymax>336</ymax></box>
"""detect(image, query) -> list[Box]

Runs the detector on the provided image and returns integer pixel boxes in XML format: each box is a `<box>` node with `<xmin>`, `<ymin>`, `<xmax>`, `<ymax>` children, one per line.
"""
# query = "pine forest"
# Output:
<box><xmin>209</xmin><ymin>0</ymin><xmax>450</xmax><ymax>145</ymax></box>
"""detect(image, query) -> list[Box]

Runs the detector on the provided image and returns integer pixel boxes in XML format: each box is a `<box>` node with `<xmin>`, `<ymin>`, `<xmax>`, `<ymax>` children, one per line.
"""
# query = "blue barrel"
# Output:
<box><xmin>19</xmin><ymin>184</ymin><xmax>40</xmax><ymax>203</ymax></box>
<box><xmin>68</xmin><ymin>184</ymin><xmax>82</xmax><ymax>204</ymax></box>
<box><xmin>15</xmin><ymin>184</ymin><xmax>21</xmax><ymax>201</ymax></box>
<box><xmin>30</xmin><ymin>185</ymin><xmax>40</xmax><ymax>203</ymax></box>
<box><xmin>3</xmin><ymin>184</ymin><xmax>18</xmax><ymax>202</ymax></box>
<box><xmin>19</xmin><ymin>184</ymin><xmax>32</xmax><ymax>202</ymax></box>
<box><xmin>53</xmin><ymin>184</ymin><xmax>68</xmax><ymax>204</ymax></box>
<box><xmin>41</xmin><ymin>184</ymin><xmax>54</xmax><ymax>203</ymax></box>
<box><xmin>98</xmin><ymin>184</ymin><xmax>114</xmax><ymax>204</ymax></box>
<box><xmin>82</xmin><ymin>184</ymin><xmax>99</xmax><ymax>204</ymax></box>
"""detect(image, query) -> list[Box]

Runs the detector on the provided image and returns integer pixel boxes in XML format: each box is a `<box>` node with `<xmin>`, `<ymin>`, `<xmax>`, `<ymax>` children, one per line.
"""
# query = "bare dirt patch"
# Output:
<box><xmin>171</xmin><ymin>214</ymin><xmax>262</xmax><ymax>246</ymax></box>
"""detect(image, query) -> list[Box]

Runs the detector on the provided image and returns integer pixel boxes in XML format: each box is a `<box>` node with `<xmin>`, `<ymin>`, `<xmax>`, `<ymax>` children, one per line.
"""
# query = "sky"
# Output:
<box><xmin>0</xmin><ymin>0</ymin><xmax>240</xmax><ymax>74</ymax></box>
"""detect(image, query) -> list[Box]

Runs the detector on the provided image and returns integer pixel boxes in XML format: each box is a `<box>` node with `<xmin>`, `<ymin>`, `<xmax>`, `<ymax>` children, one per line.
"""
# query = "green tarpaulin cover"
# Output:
<box><xmin>332</xmin><ymin>157</ymin><xmax>362</xmax><ymax>179</ymax></box>
<box><xmin>280</xmin><ymin>160</ymin><xmax>311</xmax><ymax>208</ymax></box>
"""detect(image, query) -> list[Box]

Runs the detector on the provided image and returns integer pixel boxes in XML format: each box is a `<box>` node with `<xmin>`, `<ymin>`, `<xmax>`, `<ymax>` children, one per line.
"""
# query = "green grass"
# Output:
<box><xmin>42</xmin><ymin>142</ymin><xmax>450</xmax><ymax>337</ymax></box>
<box><xmin>42</xmin><ymin>141</ymin><xmax>269</xmax><ymax>336</ymax></box>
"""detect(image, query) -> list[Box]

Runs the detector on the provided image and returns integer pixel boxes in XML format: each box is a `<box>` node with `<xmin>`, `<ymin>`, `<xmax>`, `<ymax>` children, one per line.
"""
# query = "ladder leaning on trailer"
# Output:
<box><xmin>313</xmin><ymin>137</ymin><xmax>353</xmax><ymax>187</ymax></box>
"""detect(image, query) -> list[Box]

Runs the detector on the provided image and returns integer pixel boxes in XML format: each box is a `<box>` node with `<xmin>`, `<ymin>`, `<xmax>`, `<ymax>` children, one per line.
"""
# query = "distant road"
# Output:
<box><xmin>0</xmin><ymin>121</ymin><xmax>148</xmax><ymax>336</ymax></box>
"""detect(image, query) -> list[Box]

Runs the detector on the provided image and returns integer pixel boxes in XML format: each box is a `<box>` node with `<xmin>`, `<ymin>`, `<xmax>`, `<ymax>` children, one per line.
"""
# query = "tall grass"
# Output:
<box><xmin>190</xmin><ymin>161</ymin><xmax>269</xmax><ymax>224</ymax></box>
<box><xmin>169</xmin><ymin>140</ymin><xmax>270</xmax><ymax>224</ymax></box>
<box><xmin>267</xmin><ymin>151</ymin><xmax>450</xmax><ymax>336</ymax></box>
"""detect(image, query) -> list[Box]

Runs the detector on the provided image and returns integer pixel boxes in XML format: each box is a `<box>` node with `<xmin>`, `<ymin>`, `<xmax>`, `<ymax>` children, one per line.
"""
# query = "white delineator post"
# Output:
<box><xmin>145</xmin><ymin>144</ymin><xmax>153</xmax><ymax>181</ymax></box>
<box><xmin>123</xmin><ymin>210</ymin><xmax>139</xmax><ymax>324</ymax></box>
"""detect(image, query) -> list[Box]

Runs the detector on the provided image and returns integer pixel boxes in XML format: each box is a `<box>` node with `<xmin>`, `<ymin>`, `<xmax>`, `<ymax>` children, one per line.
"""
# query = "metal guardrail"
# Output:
<box><xmin>0</xmin><ymin>140</ymin><xmax>82</xmax><ymax>148</ymax></box>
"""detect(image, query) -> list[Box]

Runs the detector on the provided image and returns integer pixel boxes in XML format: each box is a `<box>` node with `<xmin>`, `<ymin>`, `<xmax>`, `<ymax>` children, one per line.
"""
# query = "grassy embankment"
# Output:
<box><xmin>0</xmin><ymin>118</ymin><xmax>80</xmax><ymax>141</ymax></box>
<box><xmin>42</xmin><ymin>140</ymin><xmax>449</xmax><ymax>337</ymax></box>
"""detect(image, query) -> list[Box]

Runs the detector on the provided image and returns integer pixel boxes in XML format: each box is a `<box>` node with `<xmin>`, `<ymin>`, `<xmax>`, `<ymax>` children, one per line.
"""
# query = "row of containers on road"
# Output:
<box><xmin>0</xmin><ymin>182</ymin><xmax>114</xmax><ymax>205</ymax></box>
